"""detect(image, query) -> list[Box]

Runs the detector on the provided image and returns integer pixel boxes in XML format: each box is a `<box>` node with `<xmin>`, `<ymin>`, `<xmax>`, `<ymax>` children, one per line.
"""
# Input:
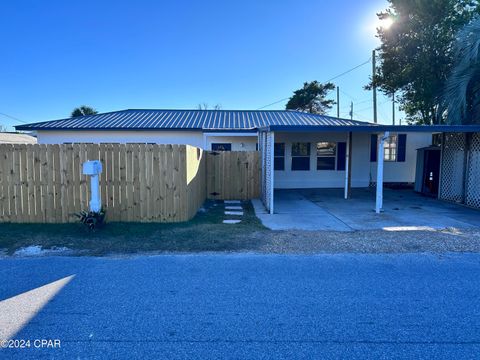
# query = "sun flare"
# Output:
<box><xmin>376</xmin><ymin>17</ymin><xmax>394</xmax><ymax>31</ymax></box>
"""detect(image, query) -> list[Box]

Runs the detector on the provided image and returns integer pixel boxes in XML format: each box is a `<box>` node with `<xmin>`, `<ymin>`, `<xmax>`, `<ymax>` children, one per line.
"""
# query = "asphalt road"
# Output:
<box><xmin>1</xmin><ymin>253</ymin><xmax>480</xmax><ymax>359</ymax></box>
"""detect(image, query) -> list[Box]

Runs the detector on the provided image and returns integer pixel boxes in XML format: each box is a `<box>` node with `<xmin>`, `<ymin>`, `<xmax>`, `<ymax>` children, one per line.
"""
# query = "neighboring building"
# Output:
<box><xmin>0</xmin><ymin>132</ymin><xmax>37</xmax><ymax>144</ymax></box>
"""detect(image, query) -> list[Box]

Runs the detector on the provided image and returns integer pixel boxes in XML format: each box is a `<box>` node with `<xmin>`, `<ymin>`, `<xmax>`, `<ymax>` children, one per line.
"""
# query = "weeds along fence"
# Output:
<box><xmin>0</xmin><ymin>144</ymin><xmax>260</xmax><ymax>223</ymax></box>
<box><xmin>0</xmin><ymin>144</ymin><xmax>206</xmax><ymax>223</ymax></box>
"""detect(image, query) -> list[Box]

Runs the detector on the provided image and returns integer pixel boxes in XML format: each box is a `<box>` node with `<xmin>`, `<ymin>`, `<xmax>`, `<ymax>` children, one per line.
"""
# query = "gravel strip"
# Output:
<box><xmin>248</xmin><ymin>227</ymin><xmax>480</xmax><ymax>254</ymax></box>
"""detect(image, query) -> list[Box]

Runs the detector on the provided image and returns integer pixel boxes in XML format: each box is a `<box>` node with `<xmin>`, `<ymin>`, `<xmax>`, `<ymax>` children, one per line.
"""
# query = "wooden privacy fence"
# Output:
<box><xmin>206</xmin><ymin>151</ymin><xmax>260</xmax><ymax>200</ymax></box>
<box><xmin>0</xmin><ymin>144</ymin><xmax>260</xmax><ymax>223</ymax></box>
<box><xmin>0</xmin><ymin>144</ymin><xmax>206</xmax><ymax>223</ymax></box>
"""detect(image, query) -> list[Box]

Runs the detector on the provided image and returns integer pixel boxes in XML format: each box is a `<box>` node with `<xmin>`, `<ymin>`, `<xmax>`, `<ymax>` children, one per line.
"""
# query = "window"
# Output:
<box><xmin>370</xmin><ymin>134</ymin><xmax>407</xmax><ymax>162</ymax></box>
<box><xmin>291</xmin><ymin>142</ymin><xmax>310</xmax><ymax>171</ymax></box>
<box><xmin>274</xmin><ymin>143</ymin><xmax>285</xmax><ymax>170</ymax></box>
<box><xmin>316</xmin><ymin>142</ymin><xmax>336</xmax><ymax>170</ymax></box>
<box><xmin>384</xmin><ymin>135</ymin><xmax>397</xmax><ymax>161</ymax></box>
<box><xmin>432</xmin><ymin>133</ymin><xmax>442</xmax><ymax>147</ymax></box>
<box><xmin>211</xmin><ymin>143</ymin><xmax>231</xmax><ymax>151</ymax></box>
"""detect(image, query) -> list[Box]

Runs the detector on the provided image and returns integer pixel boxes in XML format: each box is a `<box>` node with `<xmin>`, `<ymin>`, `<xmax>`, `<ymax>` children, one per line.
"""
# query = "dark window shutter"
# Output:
<box><xmin>370</xmin><ymin>134</ymin><xmax>377</xmax><ymax>162</ymax></box>
<box><xmin>397</xmin><ymin>134</ymin><xmax>407</xmax><ymax>162</ymax></box>
<box><xmin>337</xmin><ymin>142</ymin><xmax>346</xmax><ymax>170</ymax></box>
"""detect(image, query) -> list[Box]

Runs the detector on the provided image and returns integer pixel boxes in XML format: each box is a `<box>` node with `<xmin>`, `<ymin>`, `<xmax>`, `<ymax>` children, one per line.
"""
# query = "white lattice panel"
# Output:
<box><xmin>259</xmin><ymin>131</ymin><xmax>266</xmax><ymax>208</ymax></box>
<box><xmin>440</xmin><ymin>133</ymin><xmax>466</xmax><ymax>203</ymax></box>
<box><xmin>265</xmin><ymin>132</ymin><xmax>273</xmax><ymax>213</ymax></box>
<box><xmin>466</xmin><ymin>133</ymin><xmax>480</xmax><ymax>208</ymax></box>
<box><xmin>258</xmin><ymin>130</ymin><xmax>273</xmax><ymax>213</ymax></box>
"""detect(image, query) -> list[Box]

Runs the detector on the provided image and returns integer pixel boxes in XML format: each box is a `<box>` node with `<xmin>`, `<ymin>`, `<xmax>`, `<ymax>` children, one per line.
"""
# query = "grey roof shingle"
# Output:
<box><xmin>15</xmin><ymin>109</ymin><xmax>375</xmax><ymax>131</ymax></box>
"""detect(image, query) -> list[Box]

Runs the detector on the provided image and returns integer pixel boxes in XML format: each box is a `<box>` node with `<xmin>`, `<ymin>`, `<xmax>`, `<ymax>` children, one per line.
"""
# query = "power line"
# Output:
<box><xmin>353</xmin><ymin>111</ymin><xmax>372</xmax><ymax>121</ymax></box>
<box><xmin>324</xmin><ymin>58</ymin><xmax>371</xmax><ymax>83</ymax></box>
<box><xmin>355</xmin><ymin>104</ymin><xmax>373</xmax><ymax>113</ymax></box>
<box><xmin>256</xmin><ymin>97</ymin><xmax>291</xmax><ymax>111</ymax></box>
<box><xmin>378</xmin><ymin>99</ymin><xmax>391</xmax><ymax>106</ymax></box>
<box><xmin>339</xmin><ymin>89</ymin><xmax>356</xmax><ymax>101</ymax></box>
<box><xmin>256</xmin><ymin>57</ymin><xmax>372</xmax><ymax>110</ymax></box>
<box><xmin>355</xmin><ymin>98</ymin><xmax>373</xmax><ymax>106</ymax></box>
<box><xmin>0</xmin><ymin>112</ymin><xmax>28</xmax><ymax>124</ymax></box>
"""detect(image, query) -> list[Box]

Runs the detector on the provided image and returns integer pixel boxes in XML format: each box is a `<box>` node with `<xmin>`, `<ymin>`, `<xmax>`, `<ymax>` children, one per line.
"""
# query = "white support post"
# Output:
<box><xmin>82</xmin><ymin>160</ymin><xmax>103</xmax><ymax>213</ymax></box>
<box><xmin>375</xmin><ymin>131</ymin><xmax>389</xmax><ymax>213</ymax></box>
<box><xmin>90</xmin><ymin>174</ymin><xmax>101</xmax><ymax>213</ymax></box>
<box><xmin>344</xmin><ymin>133</ymin><xmax>350</xmax><ymax>199</ymax></box>
<box><xmin>259</xmin><ymin>131</ymin><xmax>265</xmax><ymax>198</ymax></box>
<box><xmin>269</xmin><ymin>131</ymin><xmax>275</xmax><ymax>214</ymax></box>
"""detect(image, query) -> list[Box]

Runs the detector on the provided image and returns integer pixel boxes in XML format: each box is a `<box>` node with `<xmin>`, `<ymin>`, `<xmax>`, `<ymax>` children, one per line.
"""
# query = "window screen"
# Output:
<box><xmin>316</xmin><ymin>142</ymin><xmax>336</xmax><ymax>170</ymax></box>
<box><xmin>384</xmin><ymin>136</ymin><xmax>397</xmax><ymax>161</ymax></box>
<box><xmin>291</xmin><ymin>142</ymin><xmax>310</xmax><ymax>171</ymax></box>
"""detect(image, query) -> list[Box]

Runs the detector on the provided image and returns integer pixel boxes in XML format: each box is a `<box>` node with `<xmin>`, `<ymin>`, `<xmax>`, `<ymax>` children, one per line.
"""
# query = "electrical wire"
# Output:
<box><xmin>256</xmin><ymin>57</ymin><xmax>372</xmax><ymax>110</ymax></box>
<box><xmin>354</xmin><ymin>105</ymin><xmax>374</xmax><ymax>113</ymax></box>
<box><xmin>339</xmin><ymin>89</ymin><xmax>357</xmax><ymax>101</ymax></box>
<box><xmin>354</xmin><ymin>98</ymin><xmax>373</xmax><ymax>106</ymax></box>
<box><xmin>0</xmin><ymin>112</ymin><xmax>28</xmax><ymax>124</ymax></box>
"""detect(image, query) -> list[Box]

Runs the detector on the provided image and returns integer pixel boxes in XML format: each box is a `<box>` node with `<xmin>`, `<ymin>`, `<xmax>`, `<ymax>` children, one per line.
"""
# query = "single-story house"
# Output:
<box><xmin>15</xmin><ymin>109</ymin><xmax>480</xmax><ymax>213</ymax></box>
<box><xmin>0</xmin><ymin>132</ymin><xmax>37</xmax><ymax>144</ymax></box>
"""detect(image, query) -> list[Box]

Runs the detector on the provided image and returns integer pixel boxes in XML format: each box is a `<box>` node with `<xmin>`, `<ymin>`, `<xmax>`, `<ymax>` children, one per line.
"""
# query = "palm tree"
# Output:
<box><xmin>440</xmin><ymin>17</ymin><xmax>480</xmax><ymax>125</ymax></box>
<box><xmin>71</xmin><ymin>106</ymin><xmax>98</xmax><ymax>118</ymax></box>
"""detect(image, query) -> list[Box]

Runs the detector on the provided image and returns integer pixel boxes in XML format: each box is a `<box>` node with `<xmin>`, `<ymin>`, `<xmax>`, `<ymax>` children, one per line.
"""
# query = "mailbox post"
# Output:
<box><xmin>82</xmin><ymin>160</ymin><xmax>103</xmax><ymax>213</ymax></box>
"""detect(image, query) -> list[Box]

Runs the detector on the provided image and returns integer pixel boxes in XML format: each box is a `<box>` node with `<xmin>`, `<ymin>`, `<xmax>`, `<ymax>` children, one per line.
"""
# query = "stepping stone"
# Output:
<box><xmin>223</xmin><ymin>219</ymin><xmax>241</xmax><ymax>224</ymax></box>
<box><xmin>225</xmin><ymin>211</ymin><xmax>244</xmax><ymax>216</ymax></box>
<box><xmin>224</xmin><ymin>200</ymin><xmax>241</xmax><ymax>204</ymax></box>
<box><xmin>225</xmin><ymin>206</ymin><xmax>242</xmax><ymax>210</ymax></box>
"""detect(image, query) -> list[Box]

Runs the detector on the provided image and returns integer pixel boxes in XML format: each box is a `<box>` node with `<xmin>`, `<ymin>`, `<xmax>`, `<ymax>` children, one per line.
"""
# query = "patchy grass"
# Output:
<box><xmin>5</xmin><ymin>200</ymin><xmax>477</xmax><ymax>256</ymax></box>
<box><xmin>0</xmin><ymin>200</ymin><xmax>267</xmax><ymax>256</ymax></box>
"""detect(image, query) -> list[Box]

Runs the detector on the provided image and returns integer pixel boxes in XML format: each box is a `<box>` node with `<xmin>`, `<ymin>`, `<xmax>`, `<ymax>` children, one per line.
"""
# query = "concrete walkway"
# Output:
<box><xmin>223</xmin><ymin>200</ymin><xmax>243</xmax><ymax>224</ymax></box>
<box><xmin>253</xmin><ymin>192</ymin><xmax>352</xmax><ymax>231</ymax></box>
<box><xmin>253</xmin><ymin>188</ymin><xmax>480</xmax><ymax>231</ymax></box>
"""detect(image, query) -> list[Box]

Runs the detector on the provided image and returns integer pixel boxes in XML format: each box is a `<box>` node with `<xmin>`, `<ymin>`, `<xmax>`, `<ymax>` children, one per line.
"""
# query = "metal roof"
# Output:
<box><xmin>264</xmin><ymin>124</ymin><xmax>480</xmax><ymax>133</ymax></box>
<box><xmin>15</xmin><ymin>109</ymin><xmax>375</xmax><ymax>131</ymax></box>
<box><xmin>16</xmin><ymin>109</ymin><xmax>480</xmax><ymax>133</ymax></box>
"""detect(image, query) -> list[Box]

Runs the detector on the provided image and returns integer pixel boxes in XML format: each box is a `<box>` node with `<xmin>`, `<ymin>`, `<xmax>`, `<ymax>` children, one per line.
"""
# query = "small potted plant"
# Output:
<box><xmin>76</xmin><ymin>208</ymin><xmax>106</xmax><ymax>231</ymax></box>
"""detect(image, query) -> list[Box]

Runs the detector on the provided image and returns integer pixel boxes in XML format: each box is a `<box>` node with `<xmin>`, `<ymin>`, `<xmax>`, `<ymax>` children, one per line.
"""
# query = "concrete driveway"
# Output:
<box><xmin>253</xmin><ymin>188</ymin><xmax>480</xmax><ymax>231</ymax></box>
<box><xmin>1</xmin><ymin>254</ymin><xmax>480</xmax><ymax>359</ymax></box>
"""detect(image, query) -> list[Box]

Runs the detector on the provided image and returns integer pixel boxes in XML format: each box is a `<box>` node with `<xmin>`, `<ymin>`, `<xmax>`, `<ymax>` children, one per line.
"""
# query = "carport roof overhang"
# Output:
<box><xmin>259</xmin><ymin>124</ymin><xmax>480</xmax><ymax>133</ymax></box>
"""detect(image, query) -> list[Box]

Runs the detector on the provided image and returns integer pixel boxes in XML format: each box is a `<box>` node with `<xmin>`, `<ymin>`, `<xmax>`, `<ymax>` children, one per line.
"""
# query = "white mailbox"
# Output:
<box><xmin>82</xmin><ymin>160</ymin><xmax>103</xmax><ymax>213</ymax></box>
<box><xmin>82</xmin><ymin>160</ymin><xmax>102</xmax><ymax>176</ymax></box>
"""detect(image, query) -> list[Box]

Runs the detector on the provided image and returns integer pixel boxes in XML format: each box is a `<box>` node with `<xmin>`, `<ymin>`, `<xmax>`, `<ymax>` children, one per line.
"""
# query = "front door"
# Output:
<box><xmin>422</xmin><ymin>150</ymin><xmax>441</xmax><ymax>196</ymax></box>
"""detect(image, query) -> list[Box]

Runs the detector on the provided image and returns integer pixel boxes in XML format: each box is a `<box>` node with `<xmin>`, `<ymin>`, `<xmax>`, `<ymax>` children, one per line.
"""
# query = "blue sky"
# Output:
<box><xmin>0</xmin><ymin>0</ymin><xmax>396</xmax><ymax>130</ymax></box>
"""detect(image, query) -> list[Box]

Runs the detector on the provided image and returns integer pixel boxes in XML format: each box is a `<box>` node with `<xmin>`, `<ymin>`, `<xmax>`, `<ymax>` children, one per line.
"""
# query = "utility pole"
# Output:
<box><xmin>349</xmin><ymin>101</ymin><xmax>354</xmax><ymax>120</ymax></box>
<box><xmin>392</xmin><ymin>91</ymin><xmax>395</xmax><ymax>125</ymax></box>
<box><xmin>337</xmin><ymin>86</ymin><xmax>340</xmax><ymax>118</ymax></box>
<box><xmin>372</xmin><ymin>49</ymin><xmax>378</xmax><ymax>124</ymax></box>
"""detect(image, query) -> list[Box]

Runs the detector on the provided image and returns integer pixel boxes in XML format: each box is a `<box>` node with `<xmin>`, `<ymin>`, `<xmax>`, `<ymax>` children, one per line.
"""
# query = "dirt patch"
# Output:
<box><xmin>252</xmin><ymin>227</ymin><xmax>480</xmax><ymax>254</ymax></box>
<box><xmin>13</xmin><ymin>245</ymin><xmax>75</xmax><ymax>257</ymax></box>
